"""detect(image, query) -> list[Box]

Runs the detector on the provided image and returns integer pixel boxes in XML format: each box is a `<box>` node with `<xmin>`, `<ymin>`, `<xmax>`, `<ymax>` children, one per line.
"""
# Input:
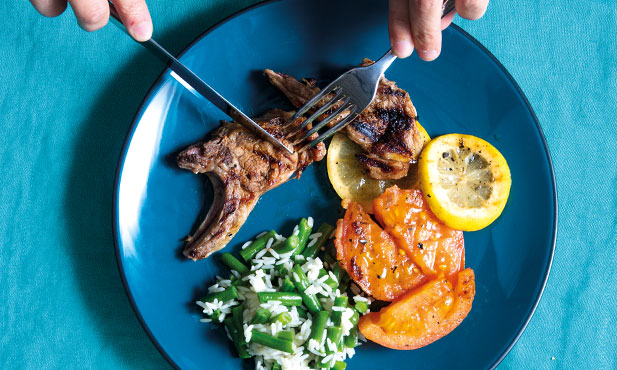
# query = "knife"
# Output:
<box><xmin>107</xmin><ymin>1</ymin><xmax>293</xmax><ymax>154</ymax></box>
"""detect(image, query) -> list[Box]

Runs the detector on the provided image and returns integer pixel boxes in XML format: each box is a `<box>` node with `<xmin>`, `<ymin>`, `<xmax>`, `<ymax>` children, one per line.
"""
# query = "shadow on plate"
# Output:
<box><xmin>61</xmin><ymin>2</ymin><xmax>258</xmax><ymax>368</ymax></box>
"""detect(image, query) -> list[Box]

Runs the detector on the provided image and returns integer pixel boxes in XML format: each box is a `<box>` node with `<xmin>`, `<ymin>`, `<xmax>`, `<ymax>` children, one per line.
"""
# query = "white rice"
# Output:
<box><xmin>353</xmin><ymin>295</ymin><xmax>369</xmax><ymax>303</ymax></box>
<box><xmin>197</xmin><ymin>220</ymin><xmax>368</xmax><ymax>370</ymax></box>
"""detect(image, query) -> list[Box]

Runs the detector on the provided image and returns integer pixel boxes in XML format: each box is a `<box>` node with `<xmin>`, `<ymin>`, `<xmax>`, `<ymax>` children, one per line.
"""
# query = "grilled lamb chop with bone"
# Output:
<box><xmin>265</xmin><ymin>60</ymin><xmax>425</xmax><ymax>180</ymax></box>
<box><xmin>177</xmin><ymin>109</ymin><xmax>325</xmax><ymax>260</ymax></box>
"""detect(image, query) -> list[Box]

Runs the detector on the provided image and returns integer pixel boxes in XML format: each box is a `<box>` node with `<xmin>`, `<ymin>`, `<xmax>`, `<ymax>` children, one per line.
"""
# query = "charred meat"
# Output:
<box><xmin>265</xmin><ymin>61</ymin><xmax>424</xmax><ymax>180</ymax></box>
<box><xmin>177</xmin><ymin>110</ymin><xmax>325</xmax><ymax>260</ymax></box>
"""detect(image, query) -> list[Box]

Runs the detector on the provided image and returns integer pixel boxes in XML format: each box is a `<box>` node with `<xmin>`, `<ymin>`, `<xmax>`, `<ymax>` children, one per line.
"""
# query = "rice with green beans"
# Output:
<box><xmin>196</xmin><ymin>218</ymin><xmax>368</xmax><ymax>370</ymax></box>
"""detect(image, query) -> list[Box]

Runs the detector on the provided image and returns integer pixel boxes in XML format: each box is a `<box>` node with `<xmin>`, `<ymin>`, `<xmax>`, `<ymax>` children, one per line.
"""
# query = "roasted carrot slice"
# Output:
<box><xmin>373</xmin><ymin>186</ymin><xmax>465</xmax><ymax>277</ymax></box>
<box><xmin>334</xmin><ymin>201</ymin><xmax>427</xmax><ymax>301</ymax></box>
<box><xmin>358</xmin><ymin>268</ymin><xmax>475</xmax><ymax>350</ymax></box>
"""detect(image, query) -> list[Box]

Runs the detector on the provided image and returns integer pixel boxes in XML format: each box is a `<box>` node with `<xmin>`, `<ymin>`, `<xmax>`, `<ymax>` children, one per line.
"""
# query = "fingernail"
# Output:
<box><xmin>393</xmin><ymin>40</ymin><xmax>413</xmax><ymax>58</ymax></box>
<box><xmin>132</xmin><ymin>20</ymin><xmax>152</xmax><ymax>41</ymax></box>
<box><xmin>419</xmin><ymin>49</ymin><xmax>439</xmax><ymax>61</ymax></box>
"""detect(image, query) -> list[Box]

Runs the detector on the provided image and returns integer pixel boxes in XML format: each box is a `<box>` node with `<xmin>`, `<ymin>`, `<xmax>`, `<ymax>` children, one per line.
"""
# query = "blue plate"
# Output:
<box><xmin>113</xmin><ymin>1</ymin><xmax>557</xmax><ymax>369</ymax></box>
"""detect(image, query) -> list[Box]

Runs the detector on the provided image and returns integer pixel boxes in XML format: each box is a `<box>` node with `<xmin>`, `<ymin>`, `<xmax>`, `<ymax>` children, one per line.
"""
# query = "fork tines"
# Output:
<box><xmin>285</xmin><ymin>86</ymin><xmax>359</xmax><ymax>151</ymax></box>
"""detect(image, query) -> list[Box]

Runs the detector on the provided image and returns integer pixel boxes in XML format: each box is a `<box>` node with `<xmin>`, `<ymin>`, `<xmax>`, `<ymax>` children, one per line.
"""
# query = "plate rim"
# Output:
<box><xmin>112</xmin><ymin>1</ymin><xmax>558</xmax><ymax>369</ymax></box>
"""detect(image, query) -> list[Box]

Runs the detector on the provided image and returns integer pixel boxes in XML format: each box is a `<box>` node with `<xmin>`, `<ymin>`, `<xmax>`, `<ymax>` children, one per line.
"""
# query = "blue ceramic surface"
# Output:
<box><xmin>113</xmin><ymin>0</ymin><xmax>556</xmax><ymax>369</ymax></box>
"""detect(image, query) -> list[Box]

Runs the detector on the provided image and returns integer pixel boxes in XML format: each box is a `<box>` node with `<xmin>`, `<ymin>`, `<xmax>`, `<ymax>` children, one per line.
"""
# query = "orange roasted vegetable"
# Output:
<box><xmin>373</xmin><ymin>186</ymin><xmax>465</xmax><ymax>278</ymax></box>
<box><xmin>335</xmin><ymin>186</ymin><xmax>465</xmax><ymax>301</ymax></box>
<box><xmin>334</xmin><ymin>201</ymin><xmax>427</xmax><ymax>301</ymax></box>
<box><xmin>358</xmin><ymin>268</ymin><xmax>475</xmax><ymax>350</ymax></box>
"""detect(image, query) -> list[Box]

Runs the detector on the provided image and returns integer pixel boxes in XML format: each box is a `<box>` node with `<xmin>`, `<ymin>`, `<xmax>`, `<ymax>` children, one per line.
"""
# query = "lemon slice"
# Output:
<box><xmin>416</xmin><ymin>121</ymin><xmax>431</xmax><ymax>144</ymax></box>
<box><xmin>418</xmin><ymin>134</ymin><xmax>511</xmax><ymax>231</ymax></box>
<box><xmin>327</xmin><ymin>123</ymin><xmax>429</xmax><ymax>212</ymax></box>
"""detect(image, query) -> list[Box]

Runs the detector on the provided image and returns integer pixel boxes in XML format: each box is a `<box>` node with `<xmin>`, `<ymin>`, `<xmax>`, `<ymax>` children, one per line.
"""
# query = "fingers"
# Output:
<box><xmin>41</xmin><ymin>0</ymin><xmax>152</xmax><ymax>41</ymax></box>
<box><xmin>409</xmin><ymin>0</ymin><xmax>443</xmax><ymax>61</ymax></box>
<box><xmin>455</xmin><ymin>0</ymin><xmax>488</xmax><ymax>20</ymax></box>
<box><xmin>440</xmin><ymin>10</ymin><xmax>456</xmax><ymax>30</ymax></box>
<box><xmin>68</xmin><ymin>0</ymin><xmax>109</xmax><ymax>32</ymax></box>
<box><xmin>113</xmin><ymin>0</ymin><xmax>153</xmax><ymax>41</ymax></box>
<box><xmin>389</xmin><ymin>0</ymin><xmax>414</xmax><ymax>58</ymax></box>
<box><xmin>30</xmin><ymin>0</ymin><xmax>68</xmax><ymax>18</ymax></box>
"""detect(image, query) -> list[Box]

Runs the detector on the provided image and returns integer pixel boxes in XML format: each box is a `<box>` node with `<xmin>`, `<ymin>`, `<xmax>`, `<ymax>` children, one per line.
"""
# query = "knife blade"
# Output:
<box><xmin>107</xmin><ymin>2</ymin><xmax>293</xmax><ymax>154</ymax></box>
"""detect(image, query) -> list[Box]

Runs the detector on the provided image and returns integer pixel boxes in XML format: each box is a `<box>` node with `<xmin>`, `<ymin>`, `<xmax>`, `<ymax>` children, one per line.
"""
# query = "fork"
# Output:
<box><xmin>287</xmin><ymin>0</ymin><xmax>456</xmax><ymax>152</ymax></box>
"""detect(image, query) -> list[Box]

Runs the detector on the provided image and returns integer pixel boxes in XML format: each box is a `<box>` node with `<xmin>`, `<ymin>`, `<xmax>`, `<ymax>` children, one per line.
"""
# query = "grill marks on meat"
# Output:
<box><xmin>356</xmin><ymin>154</ymin><xmax>410</xmax><ymax>180</ymax></box>
<box><xmin>252</xmin><ymin>109</ymin><xmax>326</xmax><ymax>175</ymax></box>
<box><xmin>265</xmin><ymin>61</ymin><xmax>424</xmax><ymax>180</ymax></box>
<box><xmin>177</xmin><ymin>110</ymin><xmax>325</xmax><ymax>260</ymax></box>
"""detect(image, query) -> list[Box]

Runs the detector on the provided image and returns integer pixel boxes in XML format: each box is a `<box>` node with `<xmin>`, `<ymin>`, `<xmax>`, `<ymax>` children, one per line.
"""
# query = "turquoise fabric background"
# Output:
<box><xmin>0</xmin><ymin>0</ymin><xmax>615</xmax><ymax>369</ymax></box>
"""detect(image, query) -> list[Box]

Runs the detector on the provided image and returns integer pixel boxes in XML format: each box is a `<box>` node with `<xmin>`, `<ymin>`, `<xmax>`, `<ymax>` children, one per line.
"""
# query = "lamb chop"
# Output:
<box><xmin>177</xmin><ymin>109</ymin><xmax>325</xmax><ymax>260</ymax></box>
<box><xmin>265</xmin><ymin>60</ymin><xmax>425</xmax><ymax>179</ymax></box>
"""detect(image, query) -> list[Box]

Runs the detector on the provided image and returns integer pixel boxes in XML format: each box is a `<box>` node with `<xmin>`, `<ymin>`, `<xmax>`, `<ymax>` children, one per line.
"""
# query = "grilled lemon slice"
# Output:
<box><xmin>327</xmin><ymin>123</ymin><xmax>429</xmax><ymax>213</ymax></box>
<box><xmin>418</xmin><ymin>134</ymin><xmax>511</xmax><ymax>231</ymax></box>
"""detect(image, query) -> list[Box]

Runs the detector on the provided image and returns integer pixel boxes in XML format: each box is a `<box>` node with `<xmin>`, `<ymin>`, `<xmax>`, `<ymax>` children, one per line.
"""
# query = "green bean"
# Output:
<box><xmin>302</xmin><ymin>223</ymin><xmax>334</xmax><ymax>259</ymax></box>
<box><xmin>220</xmin><ymin>253</ymin><xmax>249</xmax><ymax>275</ymax></box>
<box><xmin>323</xmin><ymin>252</ymin><xmax>336</xmax><ymax>267</ymax></box>
<box><xmin>230</xmin><ymin>277</ymin><xmax>247</xmax><ymax>288</ymax></box>
<box><xmin>210</xmin><ymin>310</ymin><xmax>222</xmax><ymax>323</ymax></box>
<box><xmin>251</xmin><ymin>308</ymin><xmax>272</xmax><ymax>324</ymax></box>
<box><xmin>232</xmin><ymin>305</ymin><xmax>245</xmax><ymax>337</ymax></box>
<box><xmin>240</xmin><ymin>230</ymin><xmax>276</xmax><ymax>262</ymax></box>
<box><xmin>293</xmin><ymin>218</ymin><xmax>312</xmax><ymax>256</ymax></box>
<box><xmin>332</xmin><ymin>262</ymin><xmax>344</xmax><ymax>282</ymax></box>
<box><xmin>200</xmin><ymin>286</ymin><xmax>238</xmax><ymax>304</ymax></box>
<box><xmin>274</xmin><ymin>235</ymin><xmax>299</xmax><ymax>255</ymax></box>
<box><xmin>275</xmin><ymin>263</ymin><xmax>290</xmax><ymax>278</ymax></box>
<box><xmin>349</xmin><ymin>310</ymin><xmax>359</xmax><ymax>326</ymax></box>
<box><xmin>327</xmin><ymin>326</ymin><xmax>343</xmax><ymax>346</ymax></box>
<box><xmin>229</xmin><ymin>274</ymin><xmax>240</xmax><ymax>285</ymax></box>
<box><xmin>223</xmin><ymin>317</ymin><xmax>251</xmax><ymax>359</ymax></box>
<box><xmin>281</xmin><ymin>276</ymin><xmax>296</xmax><ymax>293</ymax></box>
<box><xmin>250</xmin><ymin>330</ymin><xmax>294</xmax><ymax>354</ymax></box>
<box><xmin>325</xmin><ymin>277</ymin><xmax>338</xmax><ymax>290</ymax></box>
<box><xmin>315</xmin><ymin>268</ymin><xmax>339</xmax><ymax>293</ymax></box>
<box><xmin>257</xmin><ymin>292</ymin><xmax>302</xmax><ymax>306</ymax></box>
<box><xmin>296</xmin><ymin>306</ymin><xmax>308</xmax><ymax>319</ymax></box>
<box><xmin>291</xmin><ymin>265</ymin><xmax>322</xmax><ymax>313</ymax></box>
<box><xmin>270</xmin><ymin>312</ymin><xmax>292</xmax><ymax>326</ymax></box>
<box><xmin>331</xmin><ymin>296</ymin><xmax>348</xmax><ymax>326</ymax></box>
<box><xmin>277</xmin><ymin>330</ymin><xmax>294</xmax><ymax>342</ymax></box>
<box><xmin>272</xmin><ymin>363</ymin><xmax>282</xmax><ymax>370</ymax></box>
<box><xmin>320</xmin><ymin>327</ymin><xmax>344</xmax><ymax>368</ymax></box>
<box><xmin>333</xmin><ymin>361</ymin><xmax>347</xmax><ymax>370</ymax></box>
<box><xmin>308</xmin><ymin>311</ymin><xmax>329</xmax><ymax>344</ymax></box>
<box><xmin>343</xmin><ymin>328</ymin><xmax>357</xmax><ymax>348</ymax></box>
<box><xmin>318</xmin><ymin>268</ymin><xmax>338</xmax><ymax>287</ymax></box>
<box><xmin>355</xmin><ymin>301</ymin><xmax>369</xmax><ymax>314</ymax></box>
<box><xmin>229</xmin><ymin>273</ymin><xmax>248</xmax><ymax>288</ymax></box>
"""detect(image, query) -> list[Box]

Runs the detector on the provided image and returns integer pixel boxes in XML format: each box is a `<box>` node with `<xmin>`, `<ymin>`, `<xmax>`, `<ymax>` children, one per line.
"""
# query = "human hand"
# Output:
<box><xmin>389</xmin><ymin>0</ymin><xmax>489</xmax><ymax>61</ymax></box>
<box><xmin>30</xmin><ymin>0</ymin><xmax>153</xmax><ymax>41</ymax></box>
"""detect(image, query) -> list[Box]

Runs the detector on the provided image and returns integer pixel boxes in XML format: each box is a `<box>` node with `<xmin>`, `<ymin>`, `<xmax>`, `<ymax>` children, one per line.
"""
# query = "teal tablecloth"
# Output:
<box><xmin>1</xmin><ymin>0</ymin><xmax>615</xmax><ymax>369</ymax></box>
